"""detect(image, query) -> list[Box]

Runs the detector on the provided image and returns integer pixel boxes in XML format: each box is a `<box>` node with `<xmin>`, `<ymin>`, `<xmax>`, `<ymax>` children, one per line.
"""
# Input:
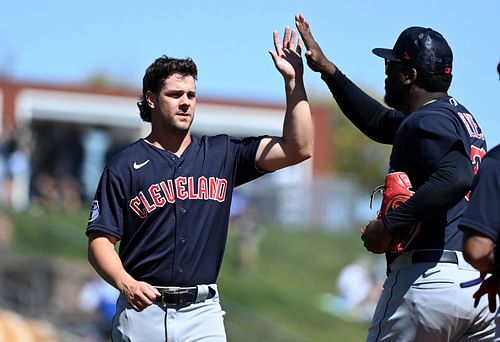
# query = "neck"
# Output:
<box><xmin>407</xmin><ymin>90</ymin><xmax>448</xmax><ymax>114</ymax></box>
<box><xmin>145</xmin><ymin>131</ymin><xmax>191</xmax><ymax>157</ymax></box>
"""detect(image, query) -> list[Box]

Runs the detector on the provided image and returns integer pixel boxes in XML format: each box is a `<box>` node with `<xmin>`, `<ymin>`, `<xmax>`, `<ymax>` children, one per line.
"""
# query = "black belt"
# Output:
<box><xmin>412</xmin><ymin>250</ymin><xmax>458</xmax><ymax>264</ymax></box>
<box><xmin>388</xmin><ymin>250</ymin><xmax>459</xmax><ymax>274</ymax></box>
<box><xmin>156</xmin><ymin>286</ymin><xmax>215</xmax><ymax>309</ymax></box>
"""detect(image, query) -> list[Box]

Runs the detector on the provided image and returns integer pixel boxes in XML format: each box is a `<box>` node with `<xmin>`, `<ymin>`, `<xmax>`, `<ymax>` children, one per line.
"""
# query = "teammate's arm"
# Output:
<box><xmin>295</xmin><ymin>13</ymin><xmax>401</xmax><ymax>144</ymax></box>
<box><xmin>362</xmin><ymin>149</ymin><xmax>473</xmax><ymax>253</ymax></box>
<box><xmin>88</xmin><ymin>232</ymin><xmax>160</xmax><ymax>312</ymax></box>
<box><xmin>462</xmin><ymin>230</ymin><xmax>496</xmax><ymax>273</ymax></box>
<box><xmin>383</xmin><ymin>148</ymin><xmax>474</xmax><ymax>231</ymax></box>
<box><xmin>256</xmin><ymin>27</ymin><xmax>313</xmax><ymax>172</ymax></box>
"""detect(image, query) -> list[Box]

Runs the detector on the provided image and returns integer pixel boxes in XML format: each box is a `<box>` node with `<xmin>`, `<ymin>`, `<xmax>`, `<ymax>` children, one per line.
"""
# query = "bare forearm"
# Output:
<box><xmin>255</xmin><ymin>78</ymin><xmax>312</xmax><ymax>171</ymax></box>
<box><xmin>260</xmin><ymin>26</ymin><xmax>313</xmax><ymax>171</ymax></box>
<box><xmin>463</xmin><ymin>233</ymin><xmax>496</xmax><ymax>273</ymax></box>
<box><xmin>282</xmin><ymin>77</ymin><xmax>313</xmax><ymax>161</ymax></box>
<box><xmin>88</xmin><ymin>236</ymin><xmax>135</xmax><ymax>293</ymax></box>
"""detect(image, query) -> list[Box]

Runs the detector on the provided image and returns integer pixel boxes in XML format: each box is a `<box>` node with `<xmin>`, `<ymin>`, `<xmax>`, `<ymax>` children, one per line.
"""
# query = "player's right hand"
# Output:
<box><xmin>294</xmin><ymin>14</ymin><xmax>336</xmax><ymax>75</ymax></box>
<box><xmin>269</xmin><ymin>26</ymin><xmax>304</xmax><ymax>82</ymax></box>
<box><xmin>121</xmin><ymin>280</ymin><xmax>161</xmax><ymax>312</ymax></box>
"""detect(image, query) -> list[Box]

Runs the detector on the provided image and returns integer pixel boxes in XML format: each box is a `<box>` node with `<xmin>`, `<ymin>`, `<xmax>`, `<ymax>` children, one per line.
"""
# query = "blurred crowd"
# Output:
<box><xmin>0</xmin><ymin>126</ymin><xmax>31</xmax><ymax>211</ymax></box>
<box><xmin>0</xmin><ymin>124</ymin><xmax>132</xmax><ymax>214</ymax></box>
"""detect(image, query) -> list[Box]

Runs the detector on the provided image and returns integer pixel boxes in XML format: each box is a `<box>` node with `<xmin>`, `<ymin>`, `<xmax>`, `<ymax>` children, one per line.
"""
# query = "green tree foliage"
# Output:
<box><xmin>331</xmin><ymin>100</ymin><xmax>391</xmax><ymax>188</ymax></box>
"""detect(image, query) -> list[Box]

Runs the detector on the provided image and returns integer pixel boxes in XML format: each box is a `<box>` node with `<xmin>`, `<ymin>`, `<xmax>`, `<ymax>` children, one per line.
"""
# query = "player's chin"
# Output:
<box><xmin>175</xmin><ymin>116</ymin><xmax>193</xmax><ymax>127</ymax></box>
<box><xmin>172</xmin><ymin>121</ymin><xmax>193</xmax><ymax>134</ymax></box>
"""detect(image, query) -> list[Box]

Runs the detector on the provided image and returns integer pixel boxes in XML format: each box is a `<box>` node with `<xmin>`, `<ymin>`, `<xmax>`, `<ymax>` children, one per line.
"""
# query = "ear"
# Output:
<box><xmin>145</xmin><ymin>91</ymin><xmax>156</xmax><ymax>109</ymax></box>
<box><xmin>403</xmin><ymin>68</ymin><xmax>418</xmax><ymax>85</ymax></box>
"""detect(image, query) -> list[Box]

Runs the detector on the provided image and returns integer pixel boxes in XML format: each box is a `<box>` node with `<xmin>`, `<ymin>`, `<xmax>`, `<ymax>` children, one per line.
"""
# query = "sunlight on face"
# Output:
<box><xmin>154</xmin><ymin>74</ymin><xmax>197</xmax><ymax>134</ymax></box>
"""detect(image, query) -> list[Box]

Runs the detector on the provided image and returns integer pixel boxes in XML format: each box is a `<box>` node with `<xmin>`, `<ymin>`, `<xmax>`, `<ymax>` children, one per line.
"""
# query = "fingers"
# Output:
<box><xmin>488</xmin><ymin>291</ymin><xmax>497</xmax><ymax>313</ymax></box>
<box><xmin>272</xmin><ymin>30</ymin><xmax>282</xmax><ymax>55</ymax></box>
<box><xmin>270</xmin><ymin>24</ymin><xmax>304</xmax><ymax>77</ymax></box>
<box><xmin>297</xmin><ymin>37</ymin><xmax>303</xmax><ymax>55</ymax></box>
<box><xmin>289</xmin><ymin>28</ymin><xmax>297</xmax><ymax>50</ymax></box>
<box><xmin>275</xmin><ymin>26</ymin><xmax>301</xmax><ymax>53</ymax></box>
<box><xmin>473</xmin><ymin>290</ymin><xmax>481</xmax><ymax>308</ymax></box>
<box><xmin>281</xmin><ymin>26</ymin><xmax>291</xmax><ymax>50</ymax></box>
<box><xmin>295</xmin><ymin>13</ymin><xmax>312</xmax><ymax>47</ymax></box>
<box><xmin>472</xmin><ymin>277</ymin><xmax>499</xmax><ymax>313</ymax></box>
<box><xmin>127</xmin><ymin>282</ymin><xmax>160</xmax><ymax>312</ymax></box>
<box><xmin>295</xmin><ymin>13</ymin><xmax>309</xmax><ymax>32</ymax></box>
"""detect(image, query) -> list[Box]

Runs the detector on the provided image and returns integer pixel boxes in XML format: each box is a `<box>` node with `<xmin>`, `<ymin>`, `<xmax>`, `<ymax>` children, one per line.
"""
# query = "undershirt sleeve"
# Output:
<box><xmin>321</xmin><ymin>69</ymin><xmax>404</xmax><ymax>144</ymax></box>
<box><xmin>383</xmin><ymin>148</ymin><xmax>473</xmax><ymax>232</ymax></box>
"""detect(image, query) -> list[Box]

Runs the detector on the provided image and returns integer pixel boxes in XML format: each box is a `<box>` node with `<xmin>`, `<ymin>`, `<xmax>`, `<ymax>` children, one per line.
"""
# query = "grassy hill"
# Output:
<box><xmin>8</xmin><ymin>209</ymin><xmax>378</xmax><ymax>341</ymax></box>
<box><xmin>221</xmin><ymin>226</ymin><xmax>373</xmax><ymax>341</ymax></box>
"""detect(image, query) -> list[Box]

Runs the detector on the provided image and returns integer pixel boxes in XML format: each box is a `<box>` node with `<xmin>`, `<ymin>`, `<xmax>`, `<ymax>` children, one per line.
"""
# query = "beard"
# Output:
<box><xmin>384</xmin><ymin>93</ymin><xmax>398</xmax><ymax>109</ymax></box>
<box><xmin>384</xmin><ymin>87</ymin><xmax>404</xmax><ymax>111</ymax></box>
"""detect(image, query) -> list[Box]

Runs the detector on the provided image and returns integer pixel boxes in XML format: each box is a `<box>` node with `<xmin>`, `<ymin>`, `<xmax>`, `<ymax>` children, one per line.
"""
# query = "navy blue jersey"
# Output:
<box><xmin>86</xmin><ymin>135</ymin><xmax>267</xmax><ymax>287</ymax></box>
<box><xmin>390</xmin><ymin>96</ymin><xmax>486</xmax><ymax>251</ymax></box>
<box><xmin>459</xmin><ymin>144</ymin><xmax>500</xmax><ymax>241</ymax></box>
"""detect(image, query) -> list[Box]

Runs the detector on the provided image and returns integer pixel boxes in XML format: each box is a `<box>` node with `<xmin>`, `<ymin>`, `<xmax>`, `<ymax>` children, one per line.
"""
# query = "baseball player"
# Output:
<box><xmin>85</xmin><ymin>27</ymin><xmax>313</xmax><ymax>342</ymax></box>
<box><xmin>295</xmin><ymin>14</ymin><xmax>496</xmax><ymax>341</ymax></box>
<box><xmin>460</xmin><ymin>144</ymin><xmax>500</xmax><ymax>308</ymax></box>
<box><xmin>459</xmin><ymin>63</ymin><xmax>500</xmax><ymax>329</ymax></box>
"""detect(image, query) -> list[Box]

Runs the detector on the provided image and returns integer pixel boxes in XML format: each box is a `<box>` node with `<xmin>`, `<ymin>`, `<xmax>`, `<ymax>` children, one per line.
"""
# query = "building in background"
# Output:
<box><xmin>0</xmin><ymin>78</ymin><xmax>368</xmax><ymax>230</ymax></box>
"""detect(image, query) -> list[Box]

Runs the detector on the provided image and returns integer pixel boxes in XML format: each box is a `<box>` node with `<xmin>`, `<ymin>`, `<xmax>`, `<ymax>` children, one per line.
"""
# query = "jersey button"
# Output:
<box><xmin>178</xmin><ymin>267</ymin><xmax>183</xmax><ymax>273</ymax></box>
<box><xmin>180</xmin><ymin>237</ymin><xmax>186</xmax><ymax>244</ymax></box>
<box><xmin>180</xmin><ymin>208</ymin><xmax>187</xmax><ymax>214</ymax></box>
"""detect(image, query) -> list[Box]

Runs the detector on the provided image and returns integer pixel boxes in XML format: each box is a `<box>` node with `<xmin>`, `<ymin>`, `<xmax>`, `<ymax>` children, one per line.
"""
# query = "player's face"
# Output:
<box><xmin>150</xmin><ymin>73</ymin><xmax>196</xmax><ymax>134</ymax></box>
<box><xmin>383</xmin><ymin>60</ymin><xmax>406</xmax><ymax>111</ymax></box>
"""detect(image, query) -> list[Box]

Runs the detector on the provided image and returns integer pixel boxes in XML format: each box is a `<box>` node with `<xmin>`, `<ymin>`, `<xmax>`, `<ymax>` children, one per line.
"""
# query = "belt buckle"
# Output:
<box><xmin>160</xmin><ymin>287</ymin><xmax>191</xmax><ymax>308</ymax></box>
<box><xmin>162</xmin><ymin>286</ymin><xmax>180</xmax><ymax>294</ymax></box>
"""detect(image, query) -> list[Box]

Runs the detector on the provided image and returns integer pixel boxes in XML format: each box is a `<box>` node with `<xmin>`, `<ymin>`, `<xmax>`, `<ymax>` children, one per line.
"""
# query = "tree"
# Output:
<box><xmin>332</xmin><ymin>103</ymin><xmax>391</xmax><ymax>189</ymax></box>
<box><xmin>311</xmin><ymin>91</ymin><xmax>391</xmax><ymax>189</ymax></box>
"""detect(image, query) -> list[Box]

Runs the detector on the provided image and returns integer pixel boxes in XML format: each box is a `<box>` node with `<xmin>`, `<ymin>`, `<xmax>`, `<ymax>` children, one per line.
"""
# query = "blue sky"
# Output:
<box><xmin>1</xmin><ymin>1</ymin><xmax>499</xmax><ymax>145</ymax></box>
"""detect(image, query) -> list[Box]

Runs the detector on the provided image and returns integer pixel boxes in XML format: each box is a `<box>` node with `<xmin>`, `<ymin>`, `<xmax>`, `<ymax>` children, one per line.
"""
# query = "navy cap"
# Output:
<box><xmin>372</xmin><ymin>27</ymin><xmax>453</xmax><ymax>75</ymax></box>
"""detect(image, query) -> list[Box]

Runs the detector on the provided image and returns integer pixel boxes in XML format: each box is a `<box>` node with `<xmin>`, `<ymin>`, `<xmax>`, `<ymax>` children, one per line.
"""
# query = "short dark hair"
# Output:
<box><xmin>415</xmin><ymin>70</ymin><xmax>452</xmax><ymax>93</ymax></box>
<box><xmin>137</xmin><ymin>56</ymin><xmax>198</xmax><ymax>122</ymax></box>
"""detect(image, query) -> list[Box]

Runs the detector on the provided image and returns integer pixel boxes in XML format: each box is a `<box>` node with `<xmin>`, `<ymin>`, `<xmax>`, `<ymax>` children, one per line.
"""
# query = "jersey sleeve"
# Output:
<box><xmin>459</xmin><ymin>156</ymin><xmax>500</xmax><ymax>241</ymax></box>
<box><xmin>86</xmin><ymin>167</ymin><xmax>125</xmax><ymax>239</ymax></box>
<box><xmin>233</xmin><ymin>136</ymin><xmax>269</xmax><ymax>187</ymax></box>
<box><xmin>409</xmin><ymin>112</ymin><xmax>466</xmax><ymax>173</ymax></box>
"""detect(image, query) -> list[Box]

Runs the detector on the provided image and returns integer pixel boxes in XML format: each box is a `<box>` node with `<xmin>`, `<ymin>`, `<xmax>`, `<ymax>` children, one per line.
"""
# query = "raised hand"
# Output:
<box><xmin>269</xmin><ymin>26</ymin><xmax>304</xmax><ymax>81</ymax></box>
<box><xmin>295</xmin><ymin>14</ymin><xmax>336</xmax><ymax>75</ymax></box>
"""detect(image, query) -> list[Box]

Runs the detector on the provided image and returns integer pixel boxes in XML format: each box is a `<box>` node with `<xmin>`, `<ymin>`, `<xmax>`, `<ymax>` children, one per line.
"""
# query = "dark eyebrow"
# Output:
<box><xmin>164</xmin><ymin>89</ymin><xmax>196</xmax><ymax>97</ymax></box>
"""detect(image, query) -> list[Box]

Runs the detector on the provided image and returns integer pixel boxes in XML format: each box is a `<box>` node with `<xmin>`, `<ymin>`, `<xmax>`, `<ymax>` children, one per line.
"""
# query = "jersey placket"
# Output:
<box><xmin>171</xmin><ymin>155</ymin><xmax>188</xmax><ymax>278</ymax></box>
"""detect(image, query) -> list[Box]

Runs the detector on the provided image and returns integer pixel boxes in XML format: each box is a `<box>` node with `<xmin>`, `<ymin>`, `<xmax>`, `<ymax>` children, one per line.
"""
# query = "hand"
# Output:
<box><xmin>473</xmin><ymin>273</ymin><xmax>500</xmax><ymax>313</ymax></box>
<box><xmin>294</xmin><ymin>14</ymin><xmax>336</xmax><ymax>75</ymax></box>
<box><xmin>361</xmin><ymin>219</ymin><xmax>393</xmax><ymax>253</ymax></box>
<box><xmin>269</xmin><ymin>26</ymin><xmax>304</xmax><ymax>81</ymax></box>
<box><xmin>120</xmin><ymin>279</ymin><xmax>161</xmax><ymax>312</ymax></box>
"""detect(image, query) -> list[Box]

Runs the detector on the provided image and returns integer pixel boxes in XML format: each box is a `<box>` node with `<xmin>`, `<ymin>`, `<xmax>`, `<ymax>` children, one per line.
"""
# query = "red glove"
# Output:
<box><xmin>370</xmin><ymin>172</ymin><xmax>421</xmax><ymax>253</ymax></box>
